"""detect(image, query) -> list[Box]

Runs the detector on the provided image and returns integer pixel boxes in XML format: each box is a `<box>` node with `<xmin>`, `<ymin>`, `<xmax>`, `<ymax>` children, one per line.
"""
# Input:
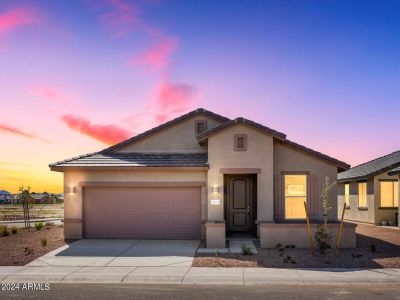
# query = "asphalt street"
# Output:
<box><xmin>1</xmin><ymin>284</ymin><xmax>400</xmax><ymax>300</ymax></box>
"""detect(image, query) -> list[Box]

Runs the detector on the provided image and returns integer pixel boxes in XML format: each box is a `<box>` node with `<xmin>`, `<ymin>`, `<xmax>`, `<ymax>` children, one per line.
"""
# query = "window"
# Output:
<box><xmin>344</xmin><ymin>183</ymin><xmax>350</xmax><ymax>207</ymax></box>
<box><xmin>195</xmin><ymin>120</ymin><xmax>207</xmax><ymax>134</ymax></box>
<box><xmin>380</xmin><ymin>181</ymin><xmax>399</xmax><ymax>207</ymax></box>
<box><xmin>285</xmin><ymin>175</ymin><xmax>307</xmax><ymax>219</ymax></box>
<box><xmin>358</xmin><ymin>182</ymin><xmax>367</xmax><ymax>207</ymax></box>
<box><xmin>234</xmin><ymin>134</ymin><xmax>247</xmax><ymax>151</ymax></box>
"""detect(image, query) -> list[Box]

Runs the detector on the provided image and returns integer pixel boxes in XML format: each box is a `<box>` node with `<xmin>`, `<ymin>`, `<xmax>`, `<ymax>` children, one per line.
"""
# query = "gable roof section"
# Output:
<box><xmin>50</xmin><ymin>152</ymin><xmax>208</xmax><ymax>170</ymax></box>
<box><xmin>197</xmin><ymin>117</ymin><xmax>287</xmax><ymax>142</ymax></box>
<box><xmin>338</xmin><ymin>150</ymin><xmax>400</xmax><ymax>182</ymax></box>
<box><xmin>101</xmin><ymin>108</ymin><xmax>230</xmax><ymax>154</ymax></box>
<box><xmin>281</xmin><ymin>139</ymin><xmax>350</xmax><ymax>171</ymax></box>
<box><xmin>388</xmin><ymin>167</ymin><xmax>400</xmax><ymax>176</ymax></box>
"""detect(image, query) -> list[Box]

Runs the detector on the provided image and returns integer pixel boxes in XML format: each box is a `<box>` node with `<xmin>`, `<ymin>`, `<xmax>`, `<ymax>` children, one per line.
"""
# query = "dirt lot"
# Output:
<box><xmin>193</xmin><ymin>224</ymin><xmax>400</xmax><ymax>268</ymax></box>
<box><xmin>0</xmin><ymin>204</ymin><xmax>64</xmax><ymax>221</ymax></box>
<box><xmin>0</xmin><ymin>225</ymin><xmax>67</xmax><ymax>266</ymax></box>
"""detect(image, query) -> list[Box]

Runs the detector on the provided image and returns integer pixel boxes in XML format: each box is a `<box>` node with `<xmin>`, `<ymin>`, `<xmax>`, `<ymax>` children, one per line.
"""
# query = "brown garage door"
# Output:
<box><xmin>83</xmin><ymin>186</ymin><xmax>201</xmax><ymax>239</ymax></box>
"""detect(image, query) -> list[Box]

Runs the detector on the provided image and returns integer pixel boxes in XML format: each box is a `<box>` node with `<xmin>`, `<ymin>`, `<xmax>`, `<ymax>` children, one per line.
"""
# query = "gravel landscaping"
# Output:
<box><xmin>0</xmin><ymin>225</ymin><xmax>67</xmax><ymax>266</ymax></box>
<box><xmin>193</xmin><ymin>223</ymin><xmax>400</xmax><ymax>268</ymax></box>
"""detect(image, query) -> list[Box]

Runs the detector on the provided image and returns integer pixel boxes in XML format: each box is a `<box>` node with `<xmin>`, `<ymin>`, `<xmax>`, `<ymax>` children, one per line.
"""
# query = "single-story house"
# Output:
<box><xmin>0</xmin><ymin>190</ymin><xmax>14</xmax><ymax>203</ymax></box>
<box><xmin>337</xmin><ymin>150</ymin><xmax>400</xmax><ymax>226</ymax></box>
<box><xmin>50</xmin><ymin>108</ymin><xmax>356</xmax><ymax>248</ymax></box>
<box><xmin>388</xmin><ymin>167</ymin><xmax>400</xmax><ymax>227</ymax></box>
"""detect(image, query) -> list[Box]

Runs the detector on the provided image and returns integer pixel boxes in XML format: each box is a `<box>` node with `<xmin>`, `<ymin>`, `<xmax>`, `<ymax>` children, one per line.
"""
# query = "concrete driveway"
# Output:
<box><xmin>28</xmin><ymin>239</ymin><xmax>200</xmax><ymax>267</ymax></box>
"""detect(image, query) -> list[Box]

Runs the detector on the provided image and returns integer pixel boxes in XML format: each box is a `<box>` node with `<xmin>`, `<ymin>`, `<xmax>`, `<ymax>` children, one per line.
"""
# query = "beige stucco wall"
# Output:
<box><xmin>274</xmin><ymin>142</ymin><xmax>339</xmax><ymax>221</ymax></box>
<box><xmin>63</xmin><ymin>169</ymin><xmax>207</xmax><ymax>239</ymax></box>
<box><xmin>206</xmin><ymin>124</ymin><xmax>274</xmax><ymax>223</ymax></box>
<box><xmin>338</xmin><ymin>171</ymin><xmax>398</xmax><ymax>225</ymax></box>
<box><xmin>338</xmin><ymin>180</ymin><xmax>375</xmax><ymax>224</ymax></box>
<box><xmin>116</xmin><ymin>115</ymin><xmax>222</xmax><ymax>153</ymax></box>
<box><xmin>260</xmin><ymin>222</ymin><xmax>356</xmax><ymax>249</ymax></box>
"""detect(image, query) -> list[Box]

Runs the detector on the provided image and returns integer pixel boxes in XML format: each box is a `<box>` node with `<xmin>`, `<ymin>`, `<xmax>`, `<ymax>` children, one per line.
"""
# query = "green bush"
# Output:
<box><xmin>11</xmin><ymin>227</ymin><xmax>18</xmax><ymax>235</ymax></box>
<box><xmin>41</xmin><ymin>238</ymin><xmax>47</xmax><ymax>247</ymax></box>
<box><xmin>314</xmin><ymin>224</ymin><xmax>332</xmax><ymax>254</ymax></box>
<box><xmin>241</xmin><ymin>244</ymin><xmax>252</xmax><ymax>255</ymax></box>
<box><xmin>34</xmin><ymin>222</ymin><xmax>44</xmax><ymax>231</ymax></box>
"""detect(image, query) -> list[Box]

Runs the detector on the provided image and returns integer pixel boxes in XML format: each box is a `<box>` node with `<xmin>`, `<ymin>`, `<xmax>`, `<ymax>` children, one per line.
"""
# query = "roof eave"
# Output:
<box><xmin>50</xmin><ymin>165</ymin><xmax>209</xmax><ymax>172</ymax></box>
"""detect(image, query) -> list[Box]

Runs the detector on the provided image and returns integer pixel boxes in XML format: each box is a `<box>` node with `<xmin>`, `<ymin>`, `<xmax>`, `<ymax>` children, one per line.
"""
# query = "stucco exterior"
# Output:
<box><xmin>338</xmin><ymin>171</ymin><xmax>398</xmax><ymax>225</ymax></box>
<box><xmin>117</xmin><ymin>115</ymin><xmax>222</xmax><ymax>153</ymax></box>
<box><xmin>52</xmin><ymin>108</ymin><xmax>353</xmax><ymax>248</ymax></box>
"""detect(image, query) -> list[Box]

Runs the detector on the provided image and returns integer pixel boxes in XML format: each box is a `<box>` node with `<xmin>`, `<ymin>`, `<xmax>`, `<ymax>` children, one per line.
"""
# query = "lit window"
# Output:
<box><xmin>358</xmin><ymin>182</ymin><xmax>367</xmax><ymax>207</ymax></box>
<box><xmin>234</xmin><ymin>134</ymin><xmax>247</xmax><ymax>151</ymax></box>
<box><xmin>380</xmin><ymin>181</ymin><xmax>399</xmax><ymax>208</ymax></box>
<box><xmin>285</xmin><ymin>175</ymin><xmax>307</xmax><ymax>219</ymax></box>
<box><xmin>344</xmin><ymin>183</ymin><xmax>350</xmax><ymax>207</ymax></box>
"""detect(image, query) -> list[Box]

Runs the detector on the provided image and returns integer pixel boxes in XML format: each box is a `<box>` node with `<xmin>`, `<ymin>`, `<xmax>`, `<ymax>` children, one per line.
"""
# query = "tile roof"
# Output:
<box><xmin>101</xmin><ymin>108</ymin><xmax>230</xmax><ymax>154</ymax></box>
<box><xmin>50</xmin><ymin>152</ymin><xmax>208</xmax><ymax>168</ymax></box>
<box><xmin>197</xmin><ymin>117</ymin><xmax>287</xmax><ymax>142</ymax></box>
<box><xmin>388</xmin><ymin>167</ymin><xmax>400</xmax><ymax>176</ymax></box>
<box><xmin>282</xmin><ymin>139</ymin><xmax>350</xmax><ymax>171</ymax></box>
<box><xmin>338</xmin><ymin>150</ymin><xmax>400</xmax><ymax>182</ymax></box>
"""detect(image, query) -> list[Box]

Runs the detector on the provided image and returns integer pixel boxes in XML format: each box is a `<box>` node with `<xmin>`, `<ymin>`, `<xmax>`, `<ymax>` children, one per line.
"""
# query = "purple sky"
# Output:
<box><xmin>0</xmin><ymin>0</ymin><xmax>399</xmax><ymax>193</ymax></box>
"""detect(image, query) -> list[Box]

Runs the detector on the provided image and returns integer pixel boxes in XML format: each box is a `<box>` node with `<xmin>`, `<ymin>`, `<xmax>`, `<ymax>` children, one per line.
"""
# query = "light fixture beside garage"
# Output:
<box><xmin>67</xmin><ymin>186</ymin><xmax>76</xmax><ymax>194</ymax></box>
<box><xmin>211</xmin><ymin>185</ymin><xmax>219</xmax><ymax>193</ymax></box>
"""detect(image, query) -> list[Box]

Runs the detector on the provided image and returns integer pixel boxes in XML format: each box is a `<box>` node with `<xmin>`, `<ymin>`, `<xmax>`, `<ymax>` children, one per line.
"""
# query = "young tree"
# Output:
<box><xmin>321</xmin><ymin>176</ymin><xmax>336</xmax><ymax>229</ymax></box>
<box><xmin>18</xmin><ymin>185</ymin><xmax>32</xmax><ymax>228</ymax></box>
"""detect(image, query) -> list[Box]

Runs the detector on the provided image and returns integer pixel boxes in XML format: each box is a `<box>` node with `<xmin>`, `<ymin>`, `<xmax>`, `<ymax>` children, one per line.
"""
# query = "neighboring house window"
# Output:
<box><xmin>285</xmin><ymin>175</ymin><xmax>307</xmax><ymax>219</ymax></box>
<box><xmin>234</xmin><ymin>134</ymin><xmax>247</xmax><ymax>151</ymax></box>
<box><xmin>358</xmin><ymin>182</ymin><xmax>367</xmax><ymax>207</ymax></box>
<box><xmin>195</xmin><ymin>120</ymin><xmax>207</xmax><ymax>134</ymax></box>
<box><xmin>344</xmin><ymin>183</ymin><xmax>350</xmax><ymax>207</ymax></box>
<box><xmin>380</xmin><ymin>181</ymin><xmax>399</xmax><ymax>207</ymax></box>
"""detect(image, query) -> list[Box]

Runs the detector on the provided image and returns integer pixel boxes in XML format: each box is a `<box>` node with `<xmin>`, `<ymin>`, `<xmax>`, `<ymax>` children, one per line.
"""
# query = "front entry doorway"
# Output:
<box><xmin>225</xmin><ymin>174</ymin><xmax>257</xmax><ymax>236</ymax></box>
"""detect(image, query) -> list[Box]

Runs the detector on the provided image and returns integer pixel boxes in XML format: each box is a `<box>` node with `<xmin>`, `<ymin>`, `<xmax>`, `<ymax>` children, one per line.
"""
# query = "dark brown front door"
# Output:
<box><xmin>227</xmin><ymin>175</ymin><xmax>254</xmax><ymax>233</ymax></box>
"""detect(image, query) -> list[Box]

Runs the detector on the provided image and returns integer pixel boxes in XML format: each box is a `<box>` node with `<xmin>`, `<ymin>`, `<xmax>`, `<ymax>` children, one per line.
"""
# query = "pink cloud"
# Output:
<box><xmin>28</xmin><ymin>85</ymin><xmax>61</xmax><ymax>101</ymax></box>
<box><xmin>131</xmin><ymin>37</ymin><xmax>178</xmax><ymax>69</ymax></box>
<box><xmin>0</xmin><ymin>123</ymin><xmax>47</xmax><ymax>142</ymax></box>
<box><xmin>154</xmin><ymin>81</ymin><xmax>197</xmax><ymax>123</ymax></box>
<box><xmin>61</xmin><ymin>115</ymin><xmax>132</xmax><ymax>145</ymax></box>
<box><xmin>0</xmin><ymin>7</ymin><xmax>38</xmax><ymax>35</ymax></box>
<box><xmin>89</xmin><ymin>0</ymin><xmax>140</xmax><ymax>38</ymax></box>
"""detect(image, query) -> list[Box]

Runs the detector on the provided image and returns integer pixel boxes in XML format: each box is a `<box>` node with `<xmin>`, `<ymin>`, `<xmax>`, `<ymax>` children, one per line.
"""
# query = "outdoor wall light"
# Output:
<box><xmin>67</xmin><ymin>186</ymin><xmax>76</xmax><ymax>194</ymax></box>
<box><xmin>211</xmin><ymin>185</ymin><xmax>219</xmax><ymax>193</ymax></box>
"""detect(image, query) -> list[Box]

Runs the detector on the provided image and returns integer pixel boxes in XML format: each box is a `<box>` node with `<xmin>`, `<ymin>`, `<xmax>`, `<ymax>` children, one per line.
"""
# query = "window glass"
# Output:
<box><xmin>380</xmin><ymin>181</ymin><xmax>399</xmax><ymax>207</ymax></box>
<box><xmin>285</xmin><ymin>175</ymin><xmax>307</xmax><ymax>219</ymax></box>
<box><xmin>344</xmin><ymin>183</ymin><xmax>350</xmax><ymax>206</ymax></box>
<box><xmin>358</xmin><ymin>182</ymin><xmax>367</xmax><ymax>207</ymax></box>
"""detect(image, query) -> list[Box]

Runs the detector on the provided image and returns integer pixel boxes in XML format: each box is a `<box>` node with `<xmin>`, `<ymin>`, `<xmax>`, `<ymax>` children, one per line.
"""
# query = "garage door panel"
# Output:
<box><xmin>83</xmin><ymin>186</ymin><xmax>201</xmax><ymax>239</ymax></box>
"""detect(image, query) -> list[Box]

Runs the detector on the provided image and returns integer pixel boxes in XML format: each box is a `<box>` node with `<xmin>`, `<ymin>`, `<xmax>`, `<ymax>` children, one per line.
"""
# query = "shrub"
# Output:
<box><xmin>11</xmin><ymin>227</ymin><xmax>18</xmax><ymax>235</ymax></box>
<box><xmin>34</xmin><ymin>222</ymin><xmax>44</xmax><ymax>231</ymax></box>
<box><xmin>314</xmin><ymin>224</ymin><xmax>332</xmax><ymax>254</ymax></box>
<box><xmin>45</xmin><ymin>222</ymin><xmax>55</xmax><ymax>226</ymax></box>
<box><xmin>283</xmin><ymin>256</ymin><xmax>296</xmax><ymax>264</ymax></box>
<box><xmin>241</xmin><ymin>244</ymin><xmax>252</xmax><ymax>256</ymax></box>
<box><xmin>24</xmin><ymin>247</ymin><xmax>34</xmax><ymax>256</ymax></box>
<box><xmin>41</xmin><ymin>238</ymin><xmax>47</xmax><ymax>247</ymax></box>
<box><xmin>0</xmin><ymin>225</ymin><xmax>9</xmax><ymax>237</ymax></box>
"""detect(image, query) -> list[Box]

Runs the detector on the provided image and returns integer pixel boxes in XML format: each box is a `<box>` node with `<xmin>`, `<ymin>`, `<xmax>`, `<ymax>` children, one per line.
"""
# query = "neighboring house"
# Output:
<box><xmin>12</xmin><ymin>193</ymin><xmax>57</xmax><ymax>204</ymax></box>
<box><xmin>31</xmin><ymin>193</ymin><xmax>57</xmax><ymax>204</ymax></box>
<box><xmin>388</xmin><ymin>167</ymin><xmax>400</xmax><ymax>227</ymax></box>
<box><xmin>337</xmin><ymin>150</ymin><xmax>400</xmax><ymax>226</ymax></box>
<box><xmin>0</xmin><ymin>190</ymin><xmax>14</xmax><ymax>203</ymax></box>
<box><xmin>50</xmin><ymin>108</ymin><xmax>356</xmax><ymax>248</ymax></box>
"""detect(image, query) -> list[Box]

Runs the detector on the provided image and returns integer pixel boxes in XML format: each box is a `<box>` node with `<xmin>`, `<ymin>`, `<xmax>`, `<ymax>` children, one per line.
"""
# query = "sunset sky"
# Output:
<box><xmin>0</xmin><ymin>0</ymin><xmax>399</xmax><ymax>194</ymax></box>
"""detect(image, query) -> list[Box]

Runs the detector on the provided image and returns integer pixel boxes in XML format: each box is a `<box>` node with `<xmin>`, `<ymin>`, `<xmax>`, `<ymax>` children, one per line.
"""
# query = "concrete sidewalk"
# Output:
<box><xmin>1</xmin><ymin>266</ymin><xmax>400</xmax><ymax>285</ymax></box>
